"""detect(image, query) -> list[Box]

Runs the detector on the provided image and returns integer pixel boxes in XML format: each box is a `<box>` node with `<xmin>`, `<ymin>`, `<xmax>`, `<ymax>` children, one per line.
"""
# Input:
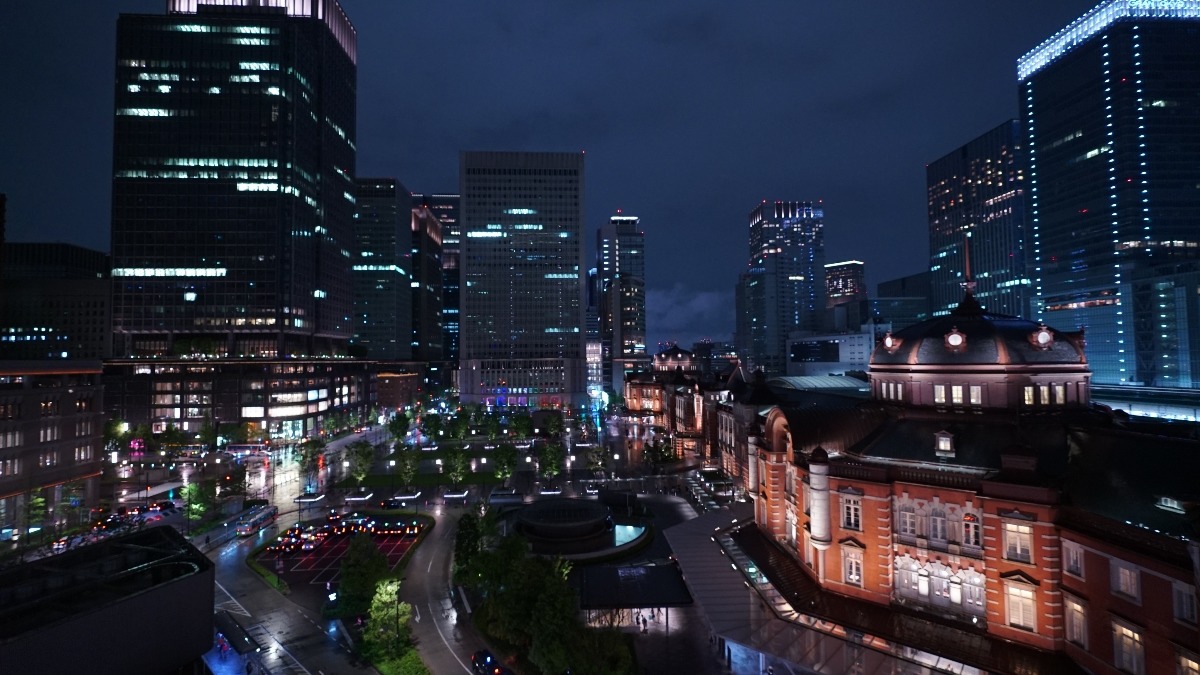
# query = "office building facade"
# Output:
<box><xmin>596</xmin><ymin>213</ymin><xmax>649</xmax><ymax>393</ymax></box>
<box><xmin>458</xmin><ymin>151</ymin><xmax>587</xmax><ymax>408</ymax></box>
<box><xmin>1020</xmin><ymin>1</ymin><xmax>1200</xmax><ymax>385</ymax></box>
<box><xmin>353</xmin><ymin>179</ymin><xmax>412</xmax><ymax>361</ymax></box>
<box><xmin>928</xmin><ymin>120</ymin><xmax>1029</xmax><ymax>319</ymax></box>
<box><xmin>1</xmin><ymin>244</ymin><xmax>112</xmax><ymax>360</ymax></box>
<box><xmin>410</xmin><ymin>203</ymin><xmax>443</xmax><ymax>361</ymax></box>
<box><xmin>111</xmin><ymin>0</ymin><xmax>358</xmax><ymax>359</ymax></box>
<box><xmin>736</xmin><ymin>201</ymin><xmax>825</xmax><ymax>375</ymax></box>
<box><xmin>411</xmin><ymin>193</ymin><xmax>461</xmax><ymax>362</ymax></box>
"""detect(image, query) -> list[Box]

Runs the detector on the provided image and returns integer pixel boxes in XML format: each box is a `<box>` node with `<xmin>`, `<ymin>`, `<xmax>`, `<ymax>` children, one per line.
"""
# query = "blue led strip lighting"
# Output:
<box><xmin>1018</xmin><ymin>0</ymin><xmax>1200</xmax><ymax>80</ymax></box>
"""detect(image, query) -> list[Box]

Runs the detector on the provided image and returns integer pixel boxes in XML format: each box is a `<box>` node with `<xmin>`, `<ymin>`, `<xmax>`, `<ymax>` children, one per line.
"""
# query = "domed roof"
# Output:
<box><xmin>869</xmin><ymin>292</ymin><xmax>1086</xmax><ymax>368</ymax></box>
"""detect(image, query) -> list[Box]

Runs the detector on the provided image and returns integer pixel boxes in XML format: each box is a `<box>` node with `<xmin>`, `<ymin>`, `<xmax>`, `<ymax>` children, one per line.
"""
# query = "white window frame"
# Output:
<box><xmin>1111</xmin><ymin>618</ymin><xmax>1144</xmax><ymax>675</ymax></box>
<box><xmin>933</xmin><ymin>384</ymin><xmax>946</xmax><ymax>404</ymax></box>
<box><xmin>1003</xmin><ymin>522</ymin><xmax>1032</xmax><ymax>563</ymax></box>
<box><xmin>842</xmin><ymin>496</ymin><xmax>861</xmax><ymax>531</ymax></box>
<box><xmin>898</xmin><ymin>507</ymin><xmax>918</xmax><ymax>536</ymax></box>
<box><xmin>1064</xmin><ymin>594</ymin><xmax>1087</xmax><ymax>648</ymax></box>
<box><xmin>1063</xmin><ymin>539</ymin><xmax>1084</xmax><ymax>579</ymax></box>
<box><xmin>842</xmin><ymin>547</ymin><xmax>863</xmax><ymax>587</ymax></box>
<box><xmin>969</xmin><ymin>384</ymin><xmax>982</xmax><ymax>405</ymax></box>
<box><xmin>1175</xmin><ymin>582</ymin><xmax>1198</xmax><ymax>625</ymax></box>
<box><xmin>951</xmin><ymin>384</ymin><xmax>964</xmax><ymax>405</ymax></box>
<box><xmin>1005</xmin><ymin>583</ymin><xmax>1036</xmax><ymax>631</ymax></box>
<box><xmin>1023</xmin><ymin>385</ymin><xmax>1035</xmax><ymax>405</ymax></box>
<box><xmin>1111</xmin><ymin>560</ymin><xmax>1141</xmax><ymax>602</ymax></box>
<box><xmin>1178</xmin><ymin>649</ymin><xmax>1200</xmax><ymax>675</ymax></box>
<box><xmin>929</xmin><ymin>509</ymin><xmax>946</xmax><ymax>543</ymax></box>
<box><xmin>962</xmin><ymin>513</ymin><xmax>981</xmax><ymax>547</ymax></box>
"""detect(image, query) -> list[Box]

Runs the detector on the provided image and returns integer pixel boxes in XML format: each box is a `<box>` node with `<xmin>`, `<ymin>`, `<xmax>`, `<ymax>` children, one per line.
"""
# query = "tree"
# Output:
<box><xmin>453</xmin><ymin>512</ymin><xmax>482</xmax><ymax>582</ymax></box>
<box><xmin>419</xmin><ymin>413</ymin><xmax>442</xmax><ymax>441</ymax></box>
<box><xmin>198</xmin><ymin>414</ymin><xmax>219</xmax><ymax>452</ymax></box>
<box><xmin>181</xmin><ymin>479</ymin><xmax>217</xmax><ymax>524</ymax></box>
<box><xmin>510</xmin><ymin>412</ymin><xmax>534</xmax><ymax>439</ymax></box>
<box><xmin>387</xmin><ymin>414</ymin><xmax>411</xmax><ymax>445</ymax></box>
<box><xmin>392</xmin><ymin>443</ymin><xmax>419</xmax><ymax>490</ymax></box>
<box><xmin>537</xmin><ymin>441</ymin><xmax>565</xmax><ymax>480</ymax></box>
<box><xmin>492</xmin><ymin>443</ymin><xmax>518</xmax><ymax>482</ymax></box>
<box><xmin>22</xmin><ymin>493</ymin><xmax>47</xmax><ymax>545</ymax></box>
<box><xmin>347</xmin><ymin>440</ymin><xmax>376</xmax><ymax>486</ymax></box>
<box><xmin>299</xmin><ymin>437</ymin><xmax>326</xmax><ymax>491</ymax></box>
<box><xmin>483</xmin><ymin>413</ymin><xmax>502</xmax><ymax>441</ymax></box>
<box><xmin>159</xmin><ymin>423</ymin><xmax>187</xmax><ymax>451</ymax></box>
<box><xmin>448</xmin><ymin>413</ymin><xmax>469</xmax><ymax>440</ymax></box>
<box><xmin>545</xmin><ymin>412</ymin><xmax>565</xmax><ymax>438</ymax></box>
<box><xmin>338</xmin><ymin>534</ymin><xmax>389</xmax><ymax>618</ymax></box>
<box><xmin>362</xmin><ymin>578</ymin><xmax>414</xmax><ymax>662</ymax></box>
<box><xmin>445</xmin><ymin>446</ymin><xmax>469</xmax><ymax>486</ymax></box>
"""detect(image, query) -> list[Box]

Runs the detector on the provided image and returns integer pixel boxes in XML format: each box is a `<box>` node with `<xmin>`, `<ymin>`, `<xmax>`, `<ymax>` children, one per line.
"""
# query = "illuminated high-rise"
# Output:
<box><xmin>735</xmin><ymin>201</ymin><xmax>825</xmax><ymax>375</ymax></box>
<box><xmin>1021</xmin><ymin>1</ymin><xmax>1200</xmax><ymax>385</ymax></box>
<box><xmin>927</xmin><ymin>120</ymin><xmax>1029</xmax><ymax>318</ymax></box>
<box><xmin>459</xmin><ymin>151</ymin><xmax>586</xmax><ymax>408</ymax></box>
<box><xmin>596</xmin><ymin>213</ymin><xmax>648</xmax><ymax>393</ymax></box>
<box><xmin>353</xmin><ymin>179</ymin><xmax>411</xmax><ymax>361</ymax></box>
<box><xmin>111</xmin><ymin>0</ymin><xmax>358</xmax><ymax>359</ymax></box>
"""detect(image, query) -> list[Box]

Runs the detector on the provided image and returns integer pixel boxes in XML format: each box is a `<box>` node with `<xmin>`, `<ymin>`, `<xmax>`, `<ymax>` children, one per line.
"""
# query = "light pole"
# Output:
<box><xmin>389</xmin><ymin>459</ymin><xmax>396</xmax><ymax>498</ymax></box>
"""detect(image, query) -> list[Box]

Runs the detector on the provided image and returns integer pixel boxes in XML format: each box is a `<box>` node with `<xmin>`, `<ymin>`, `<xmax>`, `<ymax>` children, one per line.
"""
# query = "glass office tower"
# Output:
<box><xmin>459</xmin><ymin>151</ymin><xmax>586</xmax><ymax>408</ymax></box>
<box><xmin>1021</xmin><ymin>1</ymin><xmax>1200</xmax><ymax>385</ymax></box>
<box><xmin>353</xmin><ymin>179</ymin><xmax>412</xmax><ymax>361</ymax></box>
<box><xmin>927</xmin><ymin>120</ymin><xmax>1029</xmax><ymax>318</ymax></box>
<box><xmin>111</xmin><ymin>0</ymin><xmax>357</xmax><ymax>359</ymax></box>
<box><xmin>596</xmin><ymin>214</ymin><xmax>648</xmax><ymax>393</ymax></box>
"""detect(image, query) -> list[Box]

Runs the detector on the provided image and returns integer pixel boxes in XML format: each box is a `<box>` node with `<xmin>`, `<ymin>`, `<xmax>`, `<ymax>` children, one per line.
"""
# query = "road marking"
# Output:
<box><xmin>427</xmin><ymin>557</ymin><xmax>434</xmax><ymax>573</ymax></box>
<box><xmin>414</xmin><ymin>605</ymin><xmax>421</xmax><ymax>623</ymax></box>
<box><xmin>427</xmin><ymin>602</ymin><xmax>473</xmax><ymax>673</ymax></box>
<box><xmin>213</xmin><ymin>580</ymin><xmax>251</xmax><ymax>616</ymax></box>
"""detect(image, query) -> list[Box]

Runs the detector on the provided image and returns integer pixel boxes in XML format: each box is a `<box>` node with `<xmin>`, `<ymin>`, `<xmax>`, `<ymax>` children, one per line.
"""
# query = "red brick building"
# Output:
<box><xmin>743</xmin><ymin>292</ymin><xmax>1200</xmax><ymax>674</ymax></box>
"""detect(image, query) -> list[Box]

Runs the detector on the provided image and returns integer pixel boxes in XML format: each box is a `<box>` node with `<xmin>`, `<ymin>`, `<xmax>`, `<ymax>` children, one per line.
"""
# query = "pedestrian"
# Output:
<box><xmin>205</xmin><ymin>534</ymin><xmax>210</xmax><ymax>547</ymax></box>
<box><xmin>245</xmin><ymin>660</ymin><xmax>253</xmax><ymax>675</ymax></box>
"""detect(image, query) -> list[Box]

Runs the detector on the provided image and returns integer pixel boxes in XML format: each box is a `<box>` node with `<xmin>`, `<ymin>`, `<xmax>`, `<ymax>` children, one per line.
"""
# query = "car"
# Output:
<box><xmin>471</xmin><ymin>650</ymin><xmax>496</xmax><ymax>675</ymax></box>
<box><xmin>153</xmin><ymin>500</ymin><xmax>176</xmax><ymax>511</ymax></box>
<box><xmin>52</xmin><ymin>537</ymin><xmax>69</xmax><ymax>553</ymax></box>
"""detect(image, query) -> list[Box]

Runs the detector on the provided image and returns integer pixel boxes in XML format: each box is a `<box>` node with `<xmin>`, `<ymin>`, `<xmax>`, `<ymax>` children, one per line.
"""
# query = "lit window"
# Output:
<box><xmin>896</xmin><ymin>382</ymin><xmax>903</xmax><ymax>400</ymax></box>
<box><xmin>842</xmin><ymin>547</ymin><xmax>863</xmax><ymax>586</ymax></box>
<box><xmin>1039</xmin><ymin>384</ymin><xmax>1050</xmax><ymax>404</ymax></box>
<box><xmin>1175</xmin><ymin>582</ymin><xmax>1198</xmax><ymax>625</ymax></box>
<box><xmin>1111</xmin><ymin>560</ymin><xmax>1140</xmax><ymax>601</ymax></box>
<box><xmin>1063</xmin><ymin>540</ymin><xmax>1084</xmax><ymax>578</ymax></box>
<box><xmin>1023</xmin><ymin>386</ymin><xmax>1035</xmax><ymax>405</ymax></box>
<box><xmin>1006</xmin><ymin>583</ymin><xmax>1036</xmax><ymax>630</ymax></box>
<box><xmin>962</xmin><ymin>513</ymin><xmax>981</xmax><ymax>547</ymax></box>
<box><xmin>1112</xmin><ymin>620</ymin><xmax>1144</xmax><ymax>675</ymax></box>
<box><xmin>1003</xmin><ymin>522</ymin><xmax>1032</xmax><ymax>563</ymax></box>
<box><xmin>935</xmin><ymin>431</ymin><xmax>954</xmax><ymax>457</ymax></box>
<box><xmin>933</xmin><ymin>384</ymin><xmax>946</xmax><ymax>404</ymax></box>
<box><xmin>1065</xmin><ymin>595</ymin><xmax>1087</xmax><ymax>648</ymax></box>
<box><xmin>1179</xmin><ymin>651</ymin><xmax>1200</xmax><ymax>675</ymax></box>
<box><xmin>969</xmin><ymin>385</ymin><xmax>982</xmax><ymax>405</ymax></box>
<box><xmin>842</xmin><ymin>497</ymin><xmax>861</xmax><ymax>531</ymax></box>
<box><xmin>951</xmin><ymin>385</ymin><xmax>964</xmax><ymax>405</ymax></box>
<box><xmin>1053</xmin><ymin>383</ymin><xmax>1066</xmax><ymax>404</ymax></box>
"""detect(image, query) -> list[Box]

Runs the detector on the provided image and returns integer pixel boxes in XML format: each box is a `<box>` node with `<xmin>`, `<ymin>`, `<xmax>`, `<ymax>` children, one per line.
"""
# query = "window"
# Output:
<box><xmin>1006</xmin><ymin>583</ymin><xmax>1036</xmax><ymax>630</ymax></box>
<box><xmin>842</xmin><ymin>548</ymin><xmax>863</xmax><ymax>586</ymax></box>
<box><xmin>1039</xmin><ymin>384</ymin><xmax>1050</xmax><ymax>404</ymax></box>
<box><xmin>1053</xmin><ymin>383</ymin><xmax>1066</xmax><ymax>404</ymax></box>
<box><xmin>933</xmin><ymin>384</ymin><xmax>946</xmax><ymax>404</ymax></box>
<box><xmin>895</xmin><ymin>382</ymin><xmax>903</xmax><ymax>400</ymax></box>
<box><xmin>963</xmin><ymin>577</ymin><xmax>985</xmax><ymax>611</ymax></box>
<box><xmin>898</xmin><ymin>506</ymin><xmax>918</xmax><ymax>536</ymax></box>
<box><xmin>1003</xmin><ymin>522</ymin><xmax>1032</xmax><ymax>563</ymax></box>
<box><xmin>1179</xmin><ymin>650</ymin><xmax>1200</xmax><ymax>675</ymax></box>
<box><xmin>1112</xmin><ymin>620</ymin><xmax>1144</xmax><ymax>675</ymax></box>
<box><xmin>1023</xmin><ymin>385</ymin><xmax>1035</xmax><ymax>405</ymax></box>
<box><xmin>929</xmin><ymin>508</ymin><xmax>946</xmax><ymax>543</ymax></box>
<box><xmin>1112</xmin><ymin>560</ymin><xmax>1140</xmax><ymax>601</ymax></box>
<box><xmin>935</xmin><ymin>432</ymin><xmax>954</xmax><ymax>458</ymax></box>
<box><xmin>842</xmin><ymin>497</ymin><xmax>861</xmax><ymax>531</ymax></box>
<box><xmin>970</xmin><ymin>384</ymin><xmax>982</xmax><ymax>405</ymax></box>
<box><xmin>962</xmin><ymin>513</ymin><xmax>981</xmax><ymax>547</ymax></box>
<box><xmin>1063</xmin><ymin>540</ymin><xmax>1084</xmax><ymax>578</ymax></box>
<box><xmin>1175</xmin><ymin>582</ymin><xmax>1198</xmax><ymax>625</ymax></box>
<box><xmin>1065</xmin><ymin>595</ymin><xmax>1087</xmax><ymax>647</ymax></box>
<box><xmin>951</xmin><ymin>385</ymin><xmax>964</xmax><ymax>405</ymax></box>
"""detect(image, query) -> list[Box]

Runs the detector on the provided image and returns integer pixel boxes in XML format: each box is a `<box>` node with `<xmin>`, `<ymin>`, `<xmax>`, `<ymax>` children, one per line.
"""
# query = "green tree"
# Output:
<box><xmin>510</xmin><ymin>412</ymin><xmax>534</xmax><ymax>439</ymax></box>
<box><xmin>528</xmin><ymin>563</ymin><xmax>578</xmax><ymax>675</ymax></box>
<box><xmin>445</xmin><ymin>447</ymin><xmax>469</xmax><ymax>486</ymax></box>
<box><xmin>492</xmin><ymin>443</ymin><xmax>518</xmax><ymax>482</ymax></box>
<box><xmin>181</xmin><ymin>479</ymin><xmax>217</xmax><ymax>524</ymax></box>
<box><xmin>537</xmin><ymin>441</ymin><xmax>565</xmax><ymax>480</ymax></box>
<box><xmin>387</xmin><ymin>414</ymin><xmax>411</xmax><ymax>445</ymax></box>
<box><xmin>22</xmin><ymin>493</ymin><xmax>47</xmax><ymax>544</ymax></box>
<box><xmin>218</xmin><ymin>464</ymin><xmax>248</xmax><ymax>497</ymax></box>
<box><xmin>298</xmin><ymin>437</ymin><xmax>326</xmax><ymax>491</ymax></box>
<box><xmin>103</xmin><ymin>419</ymin><xmax>132</xmax><ymax>453</ymax></box>
<box><xmin>198</xmin><ymin>414</ymin><xmax>219</xmax><ymax>452</ymax></box>
<box><xmin>419</xmin><ymin>413</ymin><xmax>442</xmax><ymax>441</ymax></box>
<box><xmin>448</xmin><ymin>413</ymin><xmax>470</xmax><ymax>440</ymax></box>
<box><xmin>339</xmin><ymin>534</ymin><xmax>389</xmax><ymax>617</ymax></box>
<box><xmin>362</xmin><ymin>578</ymin><xmax>413</xmax><ymax>661</ymax></box>
<box><xmin>392</xmin><ymin>443</ymin><xmax>419</xmax><ymax>490</ymax></box>
<box><xmin>545</xmin><ymin>412</ymin><xmax>565</xmax><ymax>438</ymax></box>
<box><xmin>347</xmin><ymin>440</ymin><xmax>376</xmax><ymax>486</ymax></box>
<box><xmin>159</xmin><ymin>423</ymin><xmax>187</xmax><ymax>451</ymax></box>
<box><xmin>483</xmin><ymin>413</ymin><xmax>501</xmax><ymax>441</ymax></box>
<box><xmin>453</xmin><ymin>512</ymin><xmax>482</xmax><ymax>582</ymax></box>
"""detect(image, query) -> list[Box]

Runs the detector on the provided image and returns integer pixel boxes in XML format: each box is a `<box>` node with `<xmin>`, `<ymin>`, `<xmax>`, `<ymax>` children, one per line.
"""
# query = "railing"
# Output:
<box><xmin>891</xmin><ymin>466</ymin><xmax>982</xmax><ymax>491</ymax></box>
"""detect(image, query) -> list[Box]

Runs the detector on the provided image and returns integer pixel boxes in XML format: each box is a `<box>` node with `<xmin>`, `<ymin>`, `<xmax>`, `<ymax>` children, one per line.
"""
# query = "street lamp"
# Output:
<box><xmin>389</xmin><ymin>459</ymin><xmax>396</xmax><ymax>497</ymax></box>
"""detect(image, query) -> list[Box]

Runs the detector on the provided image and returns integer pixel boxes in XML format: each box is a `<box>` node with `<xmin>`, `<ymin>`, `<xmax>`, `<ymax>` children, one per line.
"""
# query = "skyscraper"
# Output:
<box><xmin>927</xmin><ymin>120</ymin><xmax>1029</xmax><ymax>318</ymax></box>
<box><xmin>415</xmin><ymin>194</ymin><xmax>461</xmax><ymax>362</ymax></box>
<box><xmin>459</xmin><ymin>151</ymin><xmax>586</xmax><ymax>408</ymax></box>
<box><xmin>409</xmin><ymin>203</ymin><xmax>443</xmax><ymax>361</ymax></box>
<box><xmin>106</xmin><ymin>0</ymin><xmax>370</xmax><ymax>439</ymax></box>
<box><xmin>735</xmin><ymin>201</ymin><xmax>825</xmax><ymax>375</ymax></box>
<box><xmin>353</xmin><ymin>179</ymin><xmax>412</xmax><ymax>361</ymax></box>
<box><xmin>596</xmin><ymin>213</ymin><xmax>648</xmax><ymax>393</ymax></box>
<box><xmin>1020</xmin><ymin>1</ymin><xmax>1200</xmax><ymax>386</ymax></box>
<box><xmin>111</xmin><ymin>0</ymin><xmax>357</xmax><ymax>359</ymax></box>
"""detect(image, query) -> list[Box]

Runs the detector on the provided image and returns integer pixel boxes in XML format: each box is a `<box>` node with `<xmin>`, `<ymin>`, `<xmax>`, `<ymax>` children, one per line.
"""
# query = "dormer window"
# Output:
<box><xmin>883</xmin><ymin>332</ymin><xmax>903</xmax><ymax>353</ymax></box>
<box><xmin>1157</xmin><ymin>496</ymin><xmax>1185</xmax><ymax>514</ymax></box>
<box><xmin>935</xmin><ymin>430</ymin><xmax>955</xmax><ymax>458</ymax></box>
<box><xmin>1029</xmin><ymin>325</ymin><xmax>1055</xmax><ymax>351</ymax></box>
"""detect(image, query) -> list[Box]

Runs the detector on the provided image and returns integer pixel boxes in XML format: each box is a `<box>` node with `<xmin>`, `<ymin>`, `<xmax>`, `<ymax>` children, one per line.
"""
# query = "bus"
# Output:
<box><xmin>235</xmin><ymin>505</ymin><xmax>279</xmax><ymax>536</ymax></box>
<box><xmin>227</xmin><ymin>443</ymin><xmax>269</xmax><ymax>458</ymax></box>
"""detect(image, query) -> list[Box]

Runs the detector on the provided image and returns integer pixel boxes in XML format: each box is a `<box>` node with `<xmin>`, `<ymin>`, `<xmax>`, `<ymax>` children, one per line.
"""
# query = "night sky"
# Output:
<box><xmin>0</xmin><ymin>1</ymin><xmax>1097</xmax><ymax>350</ymax></box>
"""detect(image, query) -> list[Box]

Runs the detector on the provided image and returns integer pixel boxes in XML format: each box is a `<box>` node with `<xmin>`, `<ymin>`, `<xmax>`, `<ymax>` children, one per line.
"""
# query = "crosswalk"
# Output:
<box><xmin>245</xmin><ymin>623</ymin><xmax>309</xmax><ymax>675</ymax></box>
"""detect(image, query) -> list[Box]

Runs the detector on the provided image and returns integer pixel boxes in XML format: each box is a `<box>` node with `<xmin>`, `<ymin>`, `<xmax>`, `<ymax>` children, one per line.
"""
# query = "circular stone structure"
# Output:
<box><xmin>515</xmin><ymin>498</ymin><xmax>624</xmax><ymax>555</ymax></box>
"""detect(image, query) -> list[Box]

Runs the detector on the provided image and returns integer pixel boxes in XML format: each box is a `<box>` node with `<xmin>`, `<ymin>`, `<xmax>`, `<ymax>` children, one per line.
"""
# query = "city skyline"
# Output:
<box><xmin>1</xmin><ymin>1</ymin><xmax>1097</xmax><ymax>350</ymax></box>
